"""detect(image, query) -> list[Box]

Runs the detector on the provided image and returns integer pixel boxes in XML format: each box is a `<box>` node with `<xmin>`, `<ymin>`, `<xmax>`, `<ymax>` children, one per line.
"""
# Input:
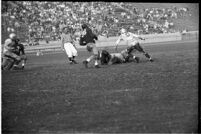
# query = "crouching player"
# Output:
<box><xmin>115</xmin><ymin>28</ymin><xmax>153</xmax><ymax>62</ymax></box>
<box><xmin>2</xmin><ymin>33</ymin><xmax>27</xmax><ymax>70</ymax></box>
<box><xmin>99</xmin><ymin>48</ymin><xmax>140</xmax><ymax>65</ymax></box>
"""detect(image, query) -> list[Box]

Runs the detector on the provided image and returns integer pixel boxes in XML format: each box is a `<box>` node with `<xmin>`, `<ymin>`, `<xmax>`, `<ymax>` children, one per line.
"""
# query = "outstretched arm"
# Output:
<box><xmin>132</xmin><ymin>33</ymin><xmax>145</xmax><ymax>40</ymax></box>
<box><xmin>139</xmin><ymin>36</ymin><xmax>145</xmax><ymax>40</ymax></box>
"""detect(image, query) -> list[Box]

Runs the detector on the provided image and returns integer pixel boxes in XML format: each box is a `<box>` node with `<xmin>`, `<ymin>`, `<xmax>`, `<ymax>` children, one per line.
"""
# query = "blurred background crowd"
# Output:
<box><xmin>1</xmin><ymin>1</ymin><xmax>195</xmax><ymax>44</ymax></box>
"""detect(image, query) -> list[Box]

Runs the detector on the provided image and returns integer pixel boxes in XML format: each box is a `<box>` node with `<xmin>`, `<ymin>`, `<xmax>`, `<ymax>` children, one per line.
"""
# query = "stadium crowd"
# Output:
<box><xmin>2</xmin><ymin>1</ymin><xmax>191</xmax><ymax>43</ymax></box>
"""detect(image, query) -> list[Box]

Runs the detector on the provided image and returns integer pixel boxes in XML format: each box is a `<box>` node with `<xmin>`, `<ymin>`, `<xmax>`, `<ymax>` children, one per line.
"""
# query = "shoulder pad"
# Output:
<box><xmin>5</xmin><ymin>39</ymin><xmax>12</xmax><ymax>45</ymax></box>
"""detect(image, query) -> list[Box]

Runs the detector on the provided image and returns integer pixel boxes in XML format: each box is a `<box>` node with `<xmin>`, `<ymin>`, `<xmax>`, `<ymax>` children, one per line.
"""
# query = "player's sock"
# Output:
<box><xmin>69</xmin><ymin>57</ymin><xmax>74</xmax><ymax>64</ymax></box>
<box><xmin>83</xmin><ymin>60</ymin><xmax>88</xmax><ymax>68</ymax></box>
<box><xmin>71</xmin><ymin>56</ymin><xmax>77</xmax><ymax>64</ymax></box>
<box><xmin>144</xmin><ymin>53</ymin><xmax>151</xmax><ymax>59</ymax></box>
<box><xmin>69</xmin><ymin>57</ymin><xmax>72</xmax><ymax>61</ymax></box>
<box><xmin>149</xmin><ymin>58</ymin><xmax>154</xmax><ymax>62</ymax></box>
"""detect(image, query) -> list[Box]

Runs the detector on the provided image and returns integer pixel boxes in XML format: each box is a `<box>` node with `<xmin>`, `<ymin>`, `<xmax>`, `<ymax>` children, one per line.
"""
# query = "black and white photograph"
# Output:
<box><xmin>1</xmin><ymin>1</ymin><xmax>199</xmax><ymax>133</ymax></box>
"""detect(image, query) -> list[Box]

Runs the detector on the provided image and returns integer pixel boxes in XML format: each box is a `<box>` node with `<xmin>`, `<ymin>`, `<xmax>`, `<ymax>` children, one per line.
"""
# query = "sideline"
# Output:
<box><xmin>24</xmin><ymin>30</ymin><xmax>198</xmax><ymax>53</ymax></box>
<box><xmin>26</xmin><ymin>39</ymin><xmax>198</xmax><ymax>55</ymax></box>
<box><xmin>142</xmin><ymin>39</ymin><xmax>198</xmax><ymax>46</ymax></box>
<box><xmin>25</xmin><ymin>38</ymin><xmax>198</xmax><ymax>51</ymax></box>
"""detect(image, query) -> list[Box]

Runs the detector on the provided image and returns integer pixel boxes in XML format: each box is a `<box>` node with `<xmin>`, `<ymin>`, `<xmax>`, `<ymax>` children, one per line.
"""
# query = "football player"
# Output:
<box><xmin>99</xmin><ymin>48</ymin><xmax>140</xmax><ymax>65</ymax></box>
<box><xmin>115</xmin><ymin>28</ymin><xmax>153</xmax><ymax>62</ymax></box>
<box><xmin>2</xmin><ymin>33</ymin><xmax>26</xmax><ymax>70</ymax></box>
<box><xmin>80</xmin><ymin>24</ymin><xmax>101</xmax><ymax>68</ymax></box>
<box><xmin>12</xmin><ymin>38</ymin><xmax>27</xmax><ymax>69</ymax></box>
<box><xmin>61</xmin><ymin>26</ymin><xmax>78</xmax><ymax>64</ymax></box>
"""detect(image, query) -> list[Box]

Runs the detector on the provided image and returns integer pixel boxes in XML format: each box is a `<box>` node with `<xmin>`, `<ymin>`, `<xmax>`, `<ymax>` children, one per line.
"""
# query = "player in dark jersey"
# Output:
<box><xmin>80</xmin><ymin>24</ymin><xmax>101</xmax><ymax>68</ymax></box>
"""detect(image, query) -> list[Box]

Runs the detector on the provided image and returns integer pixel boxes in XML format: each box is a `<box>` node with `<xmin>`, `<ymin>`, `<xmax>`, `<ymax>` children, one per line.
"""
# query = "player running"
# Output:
<box><xmin>61</xmin><ymin>26</ymin><xmax>78</xmax><ymax>64</ymax></box>
<box><xmin>115</xmin><ymin>28</ymin><xmax>153</xmax><ymax>62</ymax></box>
<box><xmin>80</xmin><ymin>24</ymin><xmax>101</xmax><ymax>68</ymax></box>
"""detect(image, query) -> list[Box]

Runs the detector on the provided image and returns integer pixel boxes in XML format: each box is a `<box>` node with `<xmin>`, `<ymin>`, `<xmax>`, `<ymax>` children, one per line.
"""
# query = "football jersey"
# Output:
<box><xmin>61</xmin><ymin>33</ymin><xmax>74</xmax><ymax>44</ymax></box>
<box><xmin>116</xmin><ymin>32</ymin><xmax>140</xmax><ymax>45</ymax></box>
<box><xmin>3</xmin><ymin>38</ymin><xmax>16</xmax><ymax>53</ymax></box>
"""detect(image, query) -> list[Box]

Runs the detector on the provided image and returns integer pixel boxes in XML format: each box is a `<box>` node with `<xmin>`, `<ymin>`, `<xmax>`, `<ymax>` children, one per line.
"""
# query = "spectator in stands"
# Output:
<box><xmin>2</xmin><ymin>1</ymin><xmax>193</xmax><ymax>42</ymax></box>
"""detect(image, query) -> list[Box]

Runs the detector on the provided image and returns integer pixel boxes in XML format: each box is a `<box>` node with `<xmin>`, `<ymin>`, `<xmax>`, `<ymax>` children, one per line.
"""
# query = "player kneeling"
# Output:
<box><xmin>2</xmin><ymin>33</ymin><xmax>27</xmax><ymax>70</ymax></box>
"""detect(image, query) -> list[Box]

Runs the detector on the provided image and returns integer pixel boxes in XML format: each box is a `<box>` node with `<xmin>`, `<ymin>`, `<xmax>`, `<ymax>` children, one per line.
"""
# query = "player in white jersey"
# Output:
<box><xmin>115</xmin><ymin>28</ymin><xmax>153</xmax><ymax>62</ymax></box>
<box><xmin>2</xmin><ymin>33</ymin><xmax>27</xmax><ymax>70</ymax></box>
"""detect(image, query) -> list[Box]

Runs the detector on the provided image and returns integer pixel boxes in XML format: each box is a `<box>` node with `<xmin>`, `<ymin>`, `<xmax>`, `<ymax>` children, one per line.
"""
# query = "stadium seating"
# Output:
<box><xmin>1</xmin><ymin>1</ymin><xmax>192</xmax><ymax>43</ymax></box>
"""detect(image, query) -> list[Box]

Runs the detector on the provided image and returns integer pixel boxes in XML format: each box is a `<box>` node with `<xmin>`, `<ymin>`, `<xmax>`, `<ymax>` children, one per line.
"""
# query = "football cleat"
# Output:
<box><xmin>149</xmin><ymin>59</ymin><xmax>154</xmax><ymax>62</ymax></box>
<box><xmin>83</xmin><ymin>60</ymin><xmax>88</xmax><ymax>68</ymax></box>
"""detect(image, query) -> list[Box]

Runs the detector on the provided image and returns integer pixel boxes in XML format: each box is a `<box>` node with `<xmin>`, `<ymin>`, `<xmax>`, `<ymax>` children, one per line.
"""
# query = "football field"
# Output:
<box><xmin>2</xmin><ymin>40</ymin><xmax>198</xmax><ymax>133</ymax></box>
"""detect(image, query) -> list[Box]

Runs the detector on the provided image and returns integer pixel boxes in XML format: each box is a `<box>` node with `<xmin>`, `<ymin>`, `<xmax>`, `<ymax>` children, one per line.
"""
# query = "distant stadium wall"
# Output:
<box><xmin>180</xmin><ymin>31</ymin><xmax>199</xmax><ymax>41</ymax></box>
<box><xmin>97</xmin><ymin>31</ymin><xmax>198</xmax><ymax>47</ymax></box>
<box><xmin>25</xmin><ymin>31</ymin><xmax>198</xmax><ymax>53</ymax></box>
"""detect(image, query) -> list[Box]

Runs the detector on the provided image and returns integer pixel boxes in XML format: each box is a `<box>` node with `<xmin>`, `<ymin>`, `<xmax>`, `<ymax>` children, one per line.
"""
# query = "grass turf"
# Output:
<box><xmin>2</xmin><ymin>41</ymin><xmax>198</xmax><ymax>133</ymax></box>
